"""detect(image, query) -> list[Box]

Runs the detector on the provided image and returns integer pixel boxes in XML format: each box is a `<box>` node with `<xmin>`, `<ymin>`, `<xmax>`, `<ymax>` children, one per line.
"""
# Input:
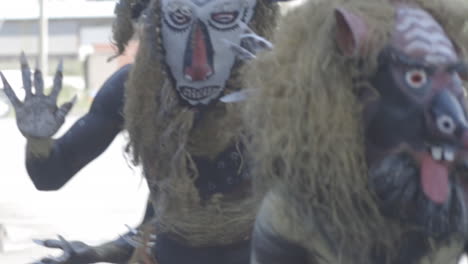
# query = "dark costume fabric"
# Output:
<box><xmin>119</xmin><ymin>0</ymin><xmax>279</xmax><ymax>263</ymax></box>
<box><xmin>242</xmin><ymin>0</ymin><xmax>468</xmax><ymax>264</ymax></box>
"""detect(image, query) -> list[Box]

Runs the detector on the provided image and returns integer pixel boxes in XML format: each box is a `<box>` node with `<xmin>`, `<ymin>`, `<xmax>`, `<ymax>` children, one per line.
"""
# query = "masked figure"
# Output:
<box><xmin>1</xmin><ymin>0</ymin><xmax>279</xmax><ymax>263</ymax></box>
<box><xmin>243</xmin><ymin>0</ymin><xmax>468</xmax><ymax>263</ymax></box>
<box><xmin>123</xmin><ymin>0</ymin><xmax>278</xmax><ymax>262</ymax></box>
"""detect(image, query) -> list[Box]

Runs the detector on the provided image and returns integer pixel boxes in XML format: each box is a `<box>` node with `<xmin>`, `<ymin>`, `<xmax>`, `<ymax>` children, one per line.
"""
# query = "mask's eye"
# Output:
<box><xmin>437</xmin><ymin>115</ymin><xmax>456</xmax><ymax>135</ymax></box>
<box><xmin>164</xmin><ymin>6</ymin><xmax>192</xmax><ymax>32</ymax></box>
<box><xmin>170</xmin><ymin>10</ymin><xmax>191</xmax><ymax>26</ymax></box>
<box><xmin>405</xmin><ymin>69</ymin><xmax>428</xmax><ymax>89</ymax></box>
<box><xmin>211</xmin><ymin>11</ymin><xmax>239</xmax><ymax>25</ymax></box>
<box><xmin>209</xmin><ymin>11</ymin><xmax>240</xmax><ymax>31</ymax></box>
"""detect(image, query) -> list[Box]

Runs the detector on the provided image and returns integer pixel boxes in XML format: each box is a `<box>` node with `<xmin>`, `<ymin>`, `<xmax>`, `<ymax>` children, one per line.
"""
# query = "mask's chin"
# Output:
<box><xmin>369</xmin><ymin>151</ymin><xmax>468</xmax><ymax>239</ymax></box>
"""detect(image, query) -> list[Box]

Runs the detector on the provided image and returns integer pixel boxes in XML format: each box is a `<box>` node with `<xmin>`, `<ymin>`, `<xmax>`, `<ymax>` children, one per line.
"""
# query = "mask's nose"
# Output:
<box><xmin>183</xmin><ymin>20</ymin><xmax>214</xmax><ymax>82</ymax></box>
<box><xmin>430</xmin><ymin>90</ymin><xmax>468</xmax><ymax>147</ymax></box>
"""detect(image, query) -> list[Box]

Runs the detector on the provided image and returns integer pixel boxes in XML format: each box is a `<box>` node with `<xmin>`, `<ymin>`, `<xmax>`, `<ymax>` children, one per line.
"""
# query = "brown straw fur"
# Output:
<box><xmin>112</xmin><ymin>0</ymin><xmax>137</xmax><ymax>56</ymax></box>
<box><xmin>243</xmin><ymin>0</ymin><xmax>468</xmax><ymax>262</ymax></box>
<box><xmin>124</xmin><ymin>0</ymin><xmax>279</xmax><ymax>246</ymax></box>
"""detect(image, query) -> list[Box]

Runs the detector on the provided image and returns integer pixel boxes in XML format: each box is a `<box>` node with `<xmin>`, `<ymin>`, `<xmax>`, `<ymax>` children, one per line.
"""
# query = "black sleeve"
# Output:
<box><xmin>26</xmin><ymin>64</ymin><xmax>131</xmax><ymax>190</ymax></box>
<box><xmin>252</xmin><ymin>222</ymin><xmax>309</xmax><ymax>264</ymax></box>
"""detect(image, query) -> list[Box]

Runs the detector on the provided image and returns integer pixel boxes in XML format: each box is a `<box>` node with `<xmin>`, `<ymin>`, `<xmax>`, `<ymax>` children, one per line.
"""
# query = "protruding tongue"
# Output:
<box><xmin>420</xmin><ymin>153</ymin><xmax>450</xmax><ymax>204</ymax></box>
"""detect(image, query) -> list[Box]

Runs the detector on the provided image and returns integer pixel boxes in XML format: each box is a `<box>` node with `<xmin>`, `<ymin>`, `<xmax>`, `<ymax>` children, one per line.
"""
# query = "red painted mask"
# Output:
<box><xmin>356</xmin><ymin>4</ymin><xmax>468</xmax><ymax>238</ymax></box>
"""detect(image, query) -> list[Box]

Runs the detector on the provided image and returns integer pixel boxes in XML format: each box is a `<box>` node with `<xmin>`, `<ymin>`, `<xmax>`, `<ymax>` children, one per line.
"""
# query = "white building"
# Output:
<box><xmin>0</xmin><ymin>0</ymin><xmax>116</xmax><ymax>61</ymax></box>
<box><xmin>0</xmin><ymin>0</ymin><xmax>137</xmax><ymax>93</ymax></box>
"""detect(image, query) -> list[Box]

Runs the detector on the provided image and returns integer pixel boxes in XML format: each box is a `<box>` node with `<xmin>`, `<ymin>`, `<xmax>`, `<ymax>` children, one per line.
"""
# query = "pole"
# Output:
<box><xmin>39</xmin><ymin>0</ymin><xmax>48</xmax><ymax>73</ymax></box>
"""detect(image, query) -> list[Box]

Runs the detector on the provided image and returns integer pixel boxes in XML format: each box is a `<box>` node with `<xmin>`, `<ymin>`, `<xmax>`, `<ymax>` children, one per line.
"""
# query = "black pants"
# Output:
<box><xmin>154</xmin><ymin>234</ymin><xmax>251</xmax><ymax>264</ymax></box>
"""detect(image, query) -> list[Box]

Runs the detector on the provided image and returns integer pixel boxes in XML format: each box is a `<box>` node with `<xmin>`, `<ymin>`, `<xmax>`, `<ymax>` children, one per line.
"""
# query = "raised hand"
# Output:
<box><xmin>0</xmin><ymin>53</ymin><xmax>76</xmax><ymax>138</ymax></box>
<box><xmin>32</xmin><ymin>236</ymin><xmax>99</xmax><ymax>264</ymax></box>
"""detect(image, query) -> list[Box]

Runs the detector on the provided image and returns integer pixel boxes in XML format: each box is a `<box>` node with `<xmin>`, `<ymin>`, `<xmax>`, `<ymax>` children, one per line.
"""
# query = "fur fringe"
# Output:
<box><xmin>112</xmin><ymin>0</ymin><xmax>136</xmax><ymax>56</ymax></box>
<box><xmin>124</xmin><ymin>0</ymin><xmax>279</xmax><ymax>246</ymax></box>
<box><xmin>242</xmin><ymin>0</ymin><xmax>468</xmax><ymax>263</ymax></box>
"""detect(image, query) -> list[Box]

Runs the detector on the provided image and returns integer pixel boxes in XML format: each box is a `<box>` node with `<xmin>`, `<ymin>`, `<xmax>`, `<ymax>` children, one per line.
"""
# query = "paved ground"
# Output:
<box><xmin>0</xmin><ymin>117</ymin><xmax>149</xmax><ymax>263</ymax></box>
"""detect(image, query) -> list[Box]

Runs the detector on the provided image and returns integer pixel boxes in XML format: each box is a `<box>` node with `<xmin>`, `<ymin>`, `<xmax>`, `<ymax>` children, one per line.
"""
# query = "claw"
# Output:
<box><xmin>34</xmin><ymin>56</ymin><xmax>40</xmax><ymax>71</ymax></box>
<box><xmin>120</xmin><ymin>234</ymin><xmax>143</xmax><ymax>248</ymax></box>
<box><xmin>56</xmin><ymin>95</ymin><xmax>77</xmax><ymax>121</ymax></box>
<box><xmin>57</xmin><ymin>59</ymin><xmax>63</xmax><ymax>73</ymax></box>
<box><xmin>220</xmin><ymin>89</ymin><xmax>255</xmax><ymax>103</ymax></box>
<box><xmin>34</xmin><ymin>69</ymin><xmax>44</xmax><ymax>95</ymax></box>
<box><xmin>57</xmin><ymin>235</ymin><xmax>73</xmax><ymax>253</ymax></box>
<box><xmin>70</xmin><ymin>95</ymin><xmax>78</xmax><ymax>104</ymax></box>
<box><xmin>20</xmin><ymin>52</ymin><xmax>28</xmax><ymax>67</ymax></box>
<box><xmin>32</xmin><ymin>239</ymin><xmax>45</xmax><ymax>246</ymax></box>
<box><xmin>20</xmin><ymin>52</ymin><xmax>33</xmax><ymax>98</ymax></box>
<box><xmin>240</xmin><ymin>33</ymin><xmax>274</xmax><ymax>51</ymax></box>
<box><xmin>223</xmin><ymin>39</ymin><xmax>256</xmax><ymax>61</ymax></box>
<box><xmin>49</xmin><ymin>60</ymin><xmax>64</xmax><ymax>101</ymax></box>
<box><xmin>125</xmin><ymin>224</ymin><xmax>139</xmax><ymax>235</ymax></box>
<box><xmin>237</xmin><ymin>22</ymin><xmax>273</xmax><ymax>55</ymax></box>
<box><xmin>0</xmin><ymin>71</ymin><xmax>22</xmax><ymax>108</ymax></box>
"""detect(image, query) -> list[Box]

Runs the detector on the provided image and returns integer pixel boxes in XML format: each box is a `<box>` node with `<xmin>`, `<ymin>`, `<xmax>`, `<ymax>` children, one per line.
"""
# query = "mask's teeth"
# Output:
<box><xmin>431</xmin><ymin>146</ymin><xmax>443</xmax><ymax>161</ymax></box>
<box><xmin>443</xmin><ymin>147</ymin><xmax>455</xmax><ymax>162</ymax></box>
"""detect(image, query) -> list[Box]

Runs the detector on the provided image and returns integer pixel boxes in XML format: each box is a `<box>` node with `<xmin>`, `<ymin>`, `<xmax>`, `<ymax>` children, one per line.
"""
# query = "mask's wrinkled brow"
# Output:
<box><xmin>392</xmin><ymin>6</ymin><xmax>458</xmax><ymax>65</ymax></box>
<box><xmin>383</xmin><ymin>48</ymin><xmax>467</xmax><ymax>76</ymax></box>
<box><xmin>382</xmin><ymin>47</ymin><xmax>436</xmax><ymax>73</ymax></box>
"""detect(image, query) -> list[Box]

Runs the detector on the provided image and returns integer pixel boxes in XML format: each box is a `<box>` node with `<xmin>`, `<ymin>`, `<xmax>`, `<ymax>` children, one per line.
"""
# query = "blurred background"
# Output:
<box><xmin>0</xmin><ymin>0</ymin><xmax>138</xmax><ymax>117</ymax></box>
<box><xmin>0</xmin><ymin>1</ymin><xmax>149</xmax><ymax>263</ymax></box>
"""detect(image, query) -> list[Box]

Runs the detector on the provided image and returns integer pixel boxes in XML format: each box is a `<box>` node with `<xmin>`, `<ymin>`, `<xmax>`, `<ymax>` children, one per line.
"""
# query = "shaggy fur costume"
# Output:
<box><xmin>122</xmin><ymin>0</ymin><xmax>279</xmax><ymax>247</ymax></box>
<box><xmin>243</xmin><ymin>0</ymin><xmax>468</xmax><ymax>263</ymax></box>
<box><xmin>112</xmin><ymin>0</ymin><xmax>149</xmax><ymax>55</ymax></box>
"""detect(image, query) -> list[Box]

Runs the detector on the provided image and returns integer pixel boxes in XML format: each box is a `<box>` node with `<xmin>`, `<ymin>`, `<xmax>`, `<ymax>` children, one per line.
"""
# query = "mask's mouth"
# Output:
<box><xmin>369</xmin><ymin>147</ymin><xmax>468</xmax><ymax>238</ymax></box>
<box><xmin>414</xmin><ymin>143</ymin><xmax>462</xmax><ymax>205</ymax></box>
<box><xmin>178</xmin><ymin>85</ymin><xmax>222</xmax><ymax>104</ymax></box>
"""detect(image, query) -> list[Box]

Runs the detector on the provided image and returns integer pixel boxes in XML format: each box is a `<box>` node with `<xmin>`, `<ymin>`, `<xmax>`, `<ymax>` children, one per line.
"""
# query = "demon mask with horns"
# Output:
<box><xmin>243</xmin><ymin>0</ymin><xmax>468</xmax><ymax>263</ymax></box>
